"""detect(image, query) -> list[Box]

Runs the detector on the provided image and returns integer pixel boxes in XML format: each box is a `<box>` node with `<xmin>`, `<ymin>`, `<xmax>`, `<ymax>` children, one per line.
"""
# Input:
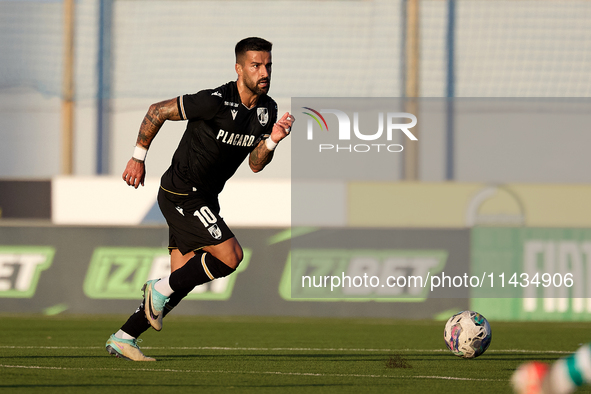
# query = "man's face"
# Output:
<box><xmin>238</xmin><ymin>50</ymin><xmax>272</xmax><ymax>95</ymax></box>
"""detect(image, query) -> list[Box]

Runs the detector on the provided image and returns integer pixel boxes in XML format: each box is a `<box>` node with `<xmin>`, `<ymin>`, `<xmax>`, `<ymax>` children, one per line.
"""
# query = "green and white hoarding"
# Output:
<box><xmin>471</xmin><ymin>227</ymin><xmax>591</xmax><ymax>321</ymax></box>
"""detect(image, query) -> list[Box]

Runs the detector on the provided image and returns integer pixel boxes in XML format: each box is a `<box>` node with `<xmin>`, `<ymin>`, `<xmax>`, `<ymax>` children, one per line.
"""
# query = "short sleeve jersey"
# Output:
<box><xmin>160</xmin><ymin>81</ymin><xmax>278</xmax><ymax>197</ymax></box>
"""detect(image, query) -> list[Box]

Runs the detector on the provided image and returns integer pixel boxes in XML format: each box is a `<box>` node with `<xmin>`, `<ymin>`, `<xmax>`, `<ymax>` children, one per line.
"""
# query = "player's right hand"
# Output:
<box><xmin>122</xmin><ymin>158</ymin><xmax>146</xmax><ymax>188</ymax></box>
<box><xmin>270</xmin><ymin>112</ymin><xmax>294</xmax><ymax>143</ymax></box>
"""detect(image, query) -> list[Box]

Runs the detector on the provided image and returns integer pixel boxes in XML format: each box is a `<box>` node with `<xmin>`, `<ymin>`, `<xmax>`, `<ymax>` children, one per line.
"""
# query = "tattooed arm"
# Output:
<box><xmin>249</xmin><ymin>140</ymin><xmax>276</xmax><ymax>173</ymax></box>
<box><xmin>123</xmin><ymin>98</ymin><xmax>182</xmax><ymax>188</ymax></box>
<box><xmin>134</xmin><ymin>98</ymin><xmax>182</xmax><ymax>150</ymax></box>
<box><xmin>249</xmin><ymin>112</ymin><xmax>294</xmax><ymax>173</ymax></box>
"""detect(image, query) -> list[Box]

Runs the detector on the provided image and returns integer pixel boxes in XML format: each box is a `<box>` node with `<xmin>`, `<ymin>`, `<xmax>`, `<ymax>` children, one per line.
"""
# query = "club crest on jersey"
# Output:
<box><xmin>208</xmin><ymin>224</ymin><xmax>222</xmax><ymax>240</ymax></box>
<box><xmin>257</xmin><ymin>107</ymin><xmax>269</xmax><ymax>126</ymax></box>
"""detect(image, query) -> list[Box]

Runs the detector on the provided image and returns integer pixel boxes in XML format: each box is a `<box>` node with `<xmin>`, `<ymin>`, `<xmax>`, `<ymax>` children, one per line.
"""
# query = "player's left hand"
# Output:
<box><xmin>270</xmin><ymin>112</ymin><xmax>295</xmax><ymax>143</ymax></box>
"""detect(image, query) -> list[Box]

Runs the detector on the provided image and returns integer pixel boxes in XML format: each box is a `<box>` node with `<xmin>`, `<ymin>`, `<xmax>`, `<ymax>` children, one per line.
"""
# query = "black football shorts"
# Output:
<box><xmin>157</xmin><ymin>186</ymin><xmax>235</xmax><ymax>255</ymax></box>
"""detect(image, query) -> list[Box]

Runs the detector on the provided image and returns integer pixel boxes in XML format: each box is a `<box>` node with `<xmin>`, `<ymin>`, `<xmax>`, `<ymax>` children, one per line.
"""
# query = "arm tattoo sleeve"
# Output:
<box><xmin>135</xmin><ymin>98</ymin><xmax>181</xmax><ymax>148</ymax></box>
<box><xmin>249</xmin><ymin>140</ymin><xmax>275</xmax><ymax>173</ymax></box>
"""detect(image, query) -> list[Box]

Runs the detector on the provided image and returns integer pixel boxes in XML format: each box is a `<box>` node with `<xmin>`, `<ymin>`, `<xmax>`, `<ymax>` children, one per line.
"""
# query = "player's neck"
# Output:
<box><xmin>236</xmin><ymin>80</ymin><xmax>261</xmax><ymax>109</ymax></box>
<box><xmin>241</xmin><ymin>94</ymin><xmax>259</xmax><ymax>109</ymax></box>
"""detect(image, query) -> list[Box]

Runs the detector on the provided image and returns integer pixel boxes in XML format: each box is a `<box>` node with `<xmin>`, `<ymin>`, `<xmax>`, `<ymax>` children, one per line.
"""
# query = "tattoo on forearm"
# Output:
<box><xmin>145</xmin><ymin>113</ymin><xmax>159</xmax><ymax>127</ymax></box>
<box><xmin>135</xmin><ymin>98</ymin><xmax>180</xmax><ymax>148</ymax></box>
<box><xmin>249</xmin><ymin>141</ymin><xmax>274</xmax><ymax>171</ymax></box>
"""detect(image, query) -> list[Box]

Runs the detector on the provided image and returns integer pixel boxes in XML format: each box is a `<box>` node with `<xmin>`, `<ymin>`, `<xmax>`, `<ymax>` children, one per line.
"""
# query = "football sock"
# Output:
<box><xmin>544</xmin><ymin>343</ymin><xmax>591</xmax><ymax>394</ymax></box>
<box><xmin>163</xmin><ymin>287</ymin><xmax>190</xmax><ymax>311</ymax></box>
<box><xmin>114</xmin><ymin>329</ymin><xmax>135</xmax><ymax>340</ymax></box>
<box><xmin>118</xmin><ymin>252</ymin><xmax>234</xmax><ymax>338</ymax></box>
<box><xmin>168</xmin><ymin>251</ymin><xmax>236</xmax><ymax>292</ymax></box>
<box><xmin>119</xmin><ymin>288</ymin><xmax>192</xmax><ymax>338</ymax></box>
<box><xmin>154</xmin><ymin>275</ymin><xmax>175</xmax><ymax>297</ymax></box>
<box><xmin>154</xmin><ymin>250</ymin><xmax>208</xmax><ymax>297</ymax></box>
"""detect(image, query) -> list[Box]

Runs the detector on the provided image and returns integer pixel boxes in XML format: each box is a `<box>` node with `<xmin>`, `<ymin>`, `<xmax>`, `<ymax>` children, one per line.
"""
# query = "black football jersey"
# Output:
<box><xmin>160</xmin><ymin>81</ymin><xmax>277</xmax><ymax>197</ymax></box>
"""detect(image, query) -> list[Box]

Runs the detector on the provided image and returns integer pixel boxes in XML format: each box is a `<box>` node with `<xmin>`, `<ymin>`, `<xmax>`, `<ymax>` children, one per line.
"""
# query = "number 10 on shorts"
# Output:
<box><xmin>193</xmin><ymin>206</ymin><xmax>217</xmax><ymax>227</ymax></box>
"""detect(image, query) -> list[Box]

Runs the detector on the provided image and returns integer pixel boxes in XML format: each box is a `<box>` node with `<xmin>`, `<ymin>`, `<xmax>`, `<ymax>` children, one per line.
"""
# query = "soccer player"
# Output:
<box><xmin>512</xmin><ymin>343</ymin><xmax>591</xmax><ymax>394</ymax></box>
<box><xmin>105</xmin><ymin>37</ymin><xmax>294</xmax><ymax>361</ymax></box>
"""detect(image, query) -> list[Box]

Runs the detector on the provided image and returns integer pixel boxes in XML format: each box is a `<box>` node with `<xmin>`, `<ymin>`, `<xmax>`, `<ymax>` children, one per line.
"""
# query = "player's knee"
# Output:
<box><xmin>224</xmin><ymin>247</ymin><xmax>243</xmax><ymax>270</ymax></box>
<box><xmin>207</xmin><ymin>237</ymin><xmax>243</xmax><ymax>270</ymax></box>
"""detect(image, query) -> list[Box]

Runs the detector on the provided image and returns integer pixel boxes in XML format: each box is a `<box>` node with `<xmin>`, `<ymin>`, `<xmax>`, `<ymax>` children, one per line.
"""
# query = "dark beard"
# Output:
<box><xmin>246</xmin><ymin>77</ymin><xmax>269</xmax><ymax>96</ymax></box>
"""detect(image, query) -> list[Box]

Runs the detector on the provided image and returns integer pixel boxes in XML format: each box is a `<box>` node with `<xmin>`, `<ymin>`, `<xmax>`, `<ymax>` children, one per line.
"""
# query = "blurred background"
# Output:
<box><xmin>0</xmin><ymin>0</ymin><xmax>590</xmax><ymax>321</ymax></box>
<box><xmin>2</xmin><ymin>0</ymin><xmax>591</xmax><ymax>179</ymax></box>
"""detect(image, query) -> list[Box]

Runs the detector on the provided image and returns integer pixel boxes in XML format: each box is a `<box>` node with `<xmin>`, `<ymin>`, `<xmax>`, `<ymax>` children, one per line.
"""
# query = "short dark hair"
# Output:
<box><xmin>235</xmin><ymin>37</ymin><xmax>273</xmax><ymax>63</ymax></box>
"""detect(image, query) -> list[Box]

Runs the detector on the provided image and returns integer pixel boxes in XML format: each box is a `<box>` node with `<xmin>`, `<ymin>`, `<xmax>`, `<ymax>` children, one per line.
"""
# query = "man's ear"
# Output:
<box><xmin>235</xmin><ymin>62</ymin><xmax>242</xmax><ymax>77</ymax></box>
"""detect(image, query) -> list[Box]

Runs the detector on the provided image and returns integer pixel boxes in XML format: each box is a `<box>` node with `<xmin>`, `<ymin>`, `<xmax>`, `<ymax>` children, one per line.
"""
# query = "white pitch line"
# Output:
<box><xmin>0</xmin><ymin>364</ymin><xmax>505</xmax><ymax>382</ymax></box>
<box><xmin>0</xmin><ymin>345</ymin><xmax>573</xmax><ymax>354</ymax></box>
<box><xmin>147</xmin><ymin>346</ymin><xmax>439</xmax><ymax>352</ymax></box>
<box><xmin>0</xmin><ymin>346</ymin><xmax>102</xmax><ymax>350</ymax></box>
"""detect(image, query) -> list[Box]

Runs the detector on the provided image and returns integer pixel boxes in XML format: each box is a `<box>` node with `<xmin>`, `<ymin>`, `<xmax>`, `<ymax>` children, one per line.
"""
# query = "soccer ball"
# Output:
<box><xmin>444</xmin><ymin>310</ymin><xmax>492</xmax><ymax>359</ymax></box>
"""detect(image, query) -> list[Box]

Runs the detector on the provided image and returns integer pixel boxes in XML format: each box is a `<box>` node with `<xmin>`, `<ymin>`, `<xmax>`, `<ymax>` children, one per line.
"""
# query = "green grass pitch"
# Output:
<box><xmin>1</xmin><ymin>314</ymin><xmax>591</xmax><ymax>393</ymax></box>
